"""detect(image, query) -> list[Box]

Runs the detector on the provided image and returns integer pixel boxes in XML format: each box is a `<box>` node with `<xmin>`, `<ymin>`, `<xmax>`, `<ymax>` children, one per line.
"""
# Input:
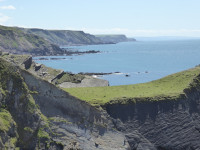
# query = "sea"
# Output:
<box><xmin>34</xmin><ymin>38</ymin><xmax>200</xmax><ymax>86</ymax></box>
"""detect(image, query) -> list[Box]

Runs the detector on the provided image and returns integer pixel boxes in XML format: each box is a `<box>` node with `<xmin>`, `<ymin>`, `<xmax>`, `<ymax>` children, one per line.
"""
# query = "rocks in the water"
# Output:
<box><xmin>36</xmin><ymin>57</ymin><xmax>49</xmax><ymax>60</ymax></box>
<box><xmin>50</xmin><ymin>57</ymin><xmax>66</xmax><ymax>60</ymax></box>
<box><xmin>63</xmin><ymin>49</ymin><xmax>101</xmax><ymax>56</ymax></box>
<box><xmin>125</xmin><ymin>74</ymin><xmax>130</xmax><ymax>77</ymax></box>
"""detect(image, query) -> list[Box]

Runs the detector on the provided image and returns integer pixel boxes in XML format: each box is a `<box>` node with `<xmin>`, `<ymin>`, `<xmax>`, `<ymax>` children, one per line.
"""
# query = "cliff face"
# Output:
<box><xmin>20</xmin><ymin>69</ymin><xmax>129</xmax><ymax>150</ymax></box>
<box><xmin>21</xmin><ymin>28</ymin><xmax>104</xmax><ymax>46</ymax></box>
<box><xmin>104</xmin><ymin>78</ymin><xmax>200</xmax><ymax>149</ymax></box>
<box><xmin>0</xmin><ymin>25</ymin><xmax>64</xmax><ymax>56</ymax></box>
<box><xmin>95</xmin><ymin>35</ymin><xmax>136</xmax><ymax>44</ymax></box>
<box><xmin>0</xmin><ymin>57</ymin><xmax>64</xmax><ymax>149</ymax></box>
<box><xmin>0</xmin><ymin>57</ymin><xmax>129</xmax><ymax>149</ymax></box>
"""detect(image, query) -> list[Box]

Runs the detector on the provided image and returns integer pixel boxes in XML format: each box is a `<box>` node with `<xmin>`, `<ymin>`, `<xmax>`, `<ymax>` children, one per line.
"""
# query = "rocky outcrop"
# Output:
<box><xmin>95</xmin><ymin>35</ymin><xmax>136</xmax><ymax>44</ymax></box>
<box><xmin>22</xmin><ymin>56</ymin><xmax>32</xmax><ymax>69</ymax></box>
<box><xmin>3</xmin><ymin>54</ymin><xmax>109</xmax><ymax>88</ymax></box>
<box><xmin>104</xmin><ymin>78</ymin><xmax>200</xmax><ymax>150</ymax></box>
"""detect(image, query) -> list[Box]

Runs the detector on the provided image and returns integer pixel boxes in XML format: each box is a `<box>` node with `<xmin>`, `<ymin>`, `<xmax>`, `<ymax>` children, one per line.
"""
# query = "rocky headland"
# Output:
<box><xmin>0</xmin><ymin>25</ymin><xmax>64</xmax><ymax>56</ymax></box>
<box><xmin>20</xmin><ymin>28</ymin><xmax>105</xmax><ymax>46</ymax></box>
<box><xmin>95</xmin><ymin>35</ymin><xmax>136</xmax><ymax>44</ymax></box>
<box><xmin>0</xmin><ymin>25</ymin><xmax>136</xmax><ymax>57</ymax></box>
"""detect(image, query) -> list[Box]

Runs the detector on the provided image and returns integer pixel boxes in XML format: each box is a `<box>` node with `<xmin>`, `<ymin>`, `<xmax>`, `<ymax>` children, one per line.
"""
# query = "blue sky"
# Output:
<box><xmin>0</xmin><ymin>0</ymin><xmax>200</xmax><ymax>37</ymax></box>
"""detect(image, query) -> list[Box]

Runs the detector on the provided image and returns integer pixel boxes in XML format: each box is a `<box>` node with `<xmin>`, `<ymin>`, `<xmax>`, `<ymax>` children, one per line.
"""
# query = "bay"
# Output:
<box><xmin>34</xmin><ymin>39</ymin><xmax>200</xmax><ymax>86</ymax></box>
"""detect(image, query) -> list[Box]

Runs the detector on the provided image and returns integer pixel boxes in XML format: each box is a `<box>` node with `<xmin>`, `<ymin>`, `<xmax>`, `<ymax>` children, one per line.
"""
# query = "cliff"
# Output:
<box><xmin>21</xmin><ymin>28</ymin><xmax>104</xmax><ymax>46</ymax></box>
<box><xmin>66</xmin><ymin>68</ymin><xmax>200</xmax><ymax>149</ymax></box>
<box><xmin>104</xmin><ymin>82</ymin><xmax>200</xmax><ymax>149</ymax></box>
<box><xmin>0</xmin><ymin>56</ymin><xmax>129</xmax><ymax>149</ymax></box>
<box><xmin>95</xmin><ymin>34</ymin><xmax>136</xmax><ymax>44</ymax></box>
<box><xmin>0</xmin><ymin>25</ymin><xmax>64</xmax><ymax>56</ymax></box>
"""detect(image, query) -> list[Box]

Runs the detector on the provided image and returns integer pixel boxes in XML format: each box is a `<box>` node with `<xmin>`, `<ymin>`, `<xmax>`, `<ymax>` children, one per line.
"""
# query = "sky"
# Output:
<box><xmin>0</xmin><ymin>0</ymin><xmax>200</xmax><ymax>37</ymax></box>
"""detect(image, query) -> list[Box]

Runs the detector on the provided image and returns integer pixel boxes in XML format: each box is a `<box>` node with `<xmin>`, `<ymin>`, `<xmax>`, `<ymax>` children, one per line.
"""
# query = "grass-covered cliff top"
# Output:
<box><xmin>64</xmin><ymin>67</ymin><xmax>200</xmax><ymax>105</ymax></box>
<box><xmin>0</xmin><ymin>25</ymin><xmax>64</xmax><ymax>56</ymax></box>
<box><xmin>21</xmin><ymin>28</ymin><xmax>103</xmax><ymax>46</ymax></box>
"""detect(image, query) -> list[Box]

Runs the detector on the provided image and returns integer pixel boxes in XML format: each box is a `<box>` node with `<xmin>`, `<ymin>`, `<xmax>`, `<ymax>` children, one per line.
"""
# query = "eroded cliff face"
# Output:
<box><xmin>0</xmin><ymin>57</ymin><xmax>130</xmax><ymax>149</ymax></box>
<box><xmin>104</xmin><ymin>78</ymin><xmax>200</xmax><ymax>150</ymax></box>
<box><xmin>0</xmin><ymin>57</ymin><xmax>66</xmax><ymax>149</ymax></box>
<box><xmin>21</xmin><ymin>69</ymin><xmax>129</xmax><ymax>150</ymax></box>
<box><xmin>21</xmin><ymin>28</ymin><xmax>105</xmax><ymax>46</ymax></box>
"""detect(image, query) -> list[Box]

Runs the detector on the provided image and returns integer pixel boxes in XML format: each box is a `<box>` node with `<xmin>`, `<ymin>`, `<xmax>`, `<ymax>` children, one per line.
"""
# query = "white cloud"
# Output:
<box><xmin>0</xmin><ymin>5</ymin><xmax>16</xmax><ymax>10</ymax></box>
<box><xmin>0</xmin><ymin>0</ymin><xmax>5</xmax><ymax>2</ymax></box>
<box><xmin>0</xmin><ymin>13</ymin><xmax>10</xmax><ymax>24</ymax></box>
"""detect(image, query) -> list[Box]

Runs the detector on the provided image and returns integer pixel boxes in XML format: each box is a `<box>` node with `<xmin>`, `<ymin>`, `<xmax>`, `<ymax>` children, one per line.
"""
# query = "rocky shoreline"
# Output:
<box><xmin>79</xmin><ymin>71</ymin><xmax>121</xmax><ymax>76</ymax></box>
<box><xmin>33</xmin><ymin>50</ymin><xmax>100</xmax><ymax>60</ymax></box>
<box><xmin>62</xmin><ymin>49</ymin><xmax>100</xmax><ymax>56</ymax></box>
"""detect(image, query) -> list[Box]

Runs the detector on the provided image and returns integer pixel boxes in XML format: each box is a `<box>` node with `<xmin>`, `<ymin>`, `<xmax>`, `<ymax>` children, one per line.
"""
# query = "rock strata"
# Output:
<box><xmin>104</xmin><ymin>81</ymin><xmax>200</xmax><ymax>149</ymax></box>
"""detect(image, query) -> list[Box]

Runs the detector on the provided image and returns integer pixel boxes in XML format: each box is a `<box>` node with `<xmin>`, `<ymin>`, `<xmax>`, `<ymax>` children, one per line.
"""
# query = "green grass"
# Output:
<box><xmin>2</xmin><ymin>54</ymin><xmax>30</xmax><ymax>65</ymax></box>
<box><xmin>37</xmin><ymin>128</ymin><xmax>50</xmax><ymax>139</ymax></box>
<box><xmin>64</xmin><ymin>67</ymin><xmax>200</xmax><ymax>105</ymax></box>
<box><xmin>24</xmin><ymin>127</ymin><xmax>34</xmax><ymax>133</ymax></box>
<box><xmin>0</xmin><ymin>109</ymin><xmax>15</xmax><ymax>132</ymax></box>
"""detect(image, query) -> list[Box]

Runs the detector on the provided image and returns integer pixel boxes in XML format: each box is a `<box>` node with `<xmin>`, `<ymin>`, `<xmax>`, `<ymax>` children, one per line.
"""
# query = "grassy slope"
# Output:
<box><xmin>0</xmin><ymin>25</ymin><xmax>63</xmax><ymax>55</ymax></box>
<box><xmin>0</xmin><ymin>109</ymin><xmax>15</xmax><ymax>132</ymax></box>
<box><xmin>64</xmin><ymin>67</ymin><xmax>200</xmax><ymax>105</ymax></box>
<box><xmin>22</xmin><ymin>28</ymin><xmax>103</xmax><ymax>46</ymax></box>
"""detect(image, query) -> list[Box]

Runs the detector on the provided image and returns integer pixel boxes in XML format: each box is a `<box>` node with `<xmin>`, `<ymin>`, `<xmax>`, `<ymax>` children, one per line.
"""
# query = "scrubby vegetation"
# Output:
<box><xmin>0</xmin><ymin>109</ymin><xmax>15</xmax><ymax>132</ymax></box>
<box><xmin>64</xmin><ymin>67</ymin><xmax>200</xmax><ymax>105</ymax></box>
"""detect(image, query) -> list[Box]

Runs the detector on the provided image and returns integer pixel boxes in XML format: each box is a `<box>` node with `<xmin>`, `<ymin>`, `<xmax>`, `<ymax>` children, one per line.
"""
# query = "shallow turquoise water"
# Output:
<box><xmin>34</xmin><ymin>40</ymin><xmax>200</xmax><ymax>86</ymax></box>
